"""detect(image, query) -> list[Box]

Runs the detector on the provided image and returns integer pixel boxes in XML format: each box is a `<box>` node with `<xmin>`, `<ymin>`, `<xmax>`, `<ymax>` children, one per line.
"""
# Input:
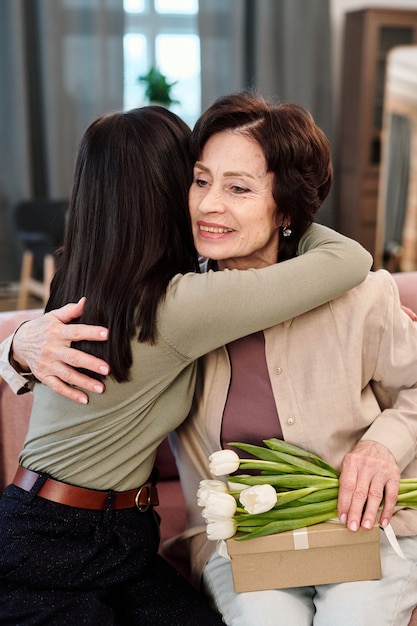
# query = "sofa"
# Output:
<box><xmin>1</xmin><ymin>272</ymin><xmax>417</xmax><ymax>624</ymax></box>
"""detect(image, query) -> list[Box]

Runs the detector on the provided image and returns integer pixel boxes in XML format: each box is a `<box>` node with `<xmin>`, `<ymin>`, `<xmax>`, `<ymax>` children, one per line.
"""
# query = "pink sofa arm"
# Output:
<box><xmin>0</xmin><ymin>309</ymin><xmax>42</xmax><ymax>490</ymax></box>
<box><xmin>392</xmin><ymin>272</ymin><xmax>417</xmax><ymax>312</ymax></box>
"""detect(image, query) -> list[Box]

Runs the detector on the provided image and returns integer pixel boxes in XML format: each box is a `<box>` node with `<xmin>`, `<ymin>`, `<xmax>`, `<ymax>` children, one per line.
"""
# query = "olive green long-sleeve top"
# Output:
<box><xmin>1</xmin><ymin>225</ymin><xmax>371</xmax><ymax>491</ymax></box>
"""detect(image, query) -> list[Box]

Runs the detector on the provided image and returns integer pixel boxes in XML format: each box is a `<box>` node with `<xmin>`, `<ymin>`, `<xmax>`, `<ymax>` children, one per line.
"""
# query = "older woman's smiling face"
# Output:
<box><xmin>188</xmin><ymin>131</ymin><xmax>280</xmax><ymax>271</ymax></box>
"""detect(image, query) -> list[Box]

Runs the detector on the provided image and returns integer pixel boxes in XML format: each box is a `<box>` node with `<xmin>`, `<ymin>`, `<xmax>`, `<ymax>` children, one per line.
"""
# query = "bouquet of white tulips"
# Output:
<box><xmin>197</xmin><ymin>438</ymin><xmax>417</xmax><ymax>541</ymax></box>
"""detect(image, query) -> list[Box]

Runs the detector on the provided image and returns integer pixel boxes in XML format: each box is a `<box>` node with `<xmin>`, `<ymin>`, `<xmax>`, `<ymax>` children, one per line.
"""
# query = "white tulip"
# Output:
<box><xmin>201</xmin><ymin>491</ymin><xmax>237</xmax><ymax>522</ymax></box>
<box><xmin>239</xmin><ymin>484</ymin><xmax>277</xmax><ymax>514</ymax></box>
<box><xmin>209</xmin><ymin>449</ymin><xmax>240</xmax><ymax>476</ymax></box>
<box><xmin>206</xmin><ymin>518</ymin><xmax>237</xmax><ymax>540</ymax></box>
<box><xmin>197</xmin><ymin>479</ymin><xmax>228</xmax><ymax>507</ymax></box>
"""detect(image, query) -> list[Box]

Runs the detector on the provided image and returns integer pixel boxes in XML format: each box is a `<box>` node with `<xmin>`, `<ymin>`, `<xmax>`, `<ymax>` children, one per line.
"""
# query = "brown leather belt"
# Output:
<box><xmin>12</xmin><ymin>466</ymin><xmax>159</xmax><ymax>512</ymax></box>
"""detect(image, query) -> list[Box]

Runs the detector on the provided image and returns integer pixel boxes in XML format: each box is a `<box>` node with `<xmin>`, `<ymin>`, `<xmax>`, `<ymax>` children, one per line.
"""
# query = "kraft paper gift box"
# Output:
<box><xmin>226</xmin><ymin>521</ymin><xmax>381</xmax><ymax>592</ymax></box>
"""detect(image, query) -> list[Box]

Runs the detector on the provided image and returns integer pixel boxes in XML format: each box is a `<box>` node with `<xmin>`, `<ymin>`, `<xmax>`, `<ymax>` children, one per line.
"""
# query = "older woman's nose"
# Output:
<box><xmin>198</xmin><ymin>186</ymin><xmax>225</xmax><ymax>214</ymax></box>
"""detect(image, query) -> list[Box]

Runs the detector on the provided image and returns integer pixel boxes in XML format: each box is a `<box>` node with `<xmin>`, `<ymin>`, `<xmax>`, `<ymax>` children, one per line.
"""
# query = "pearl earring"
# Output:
<box><xmin>282</xmin><ymin>225</ymin><xmax>292</xmax><ymax>237</ymax></box>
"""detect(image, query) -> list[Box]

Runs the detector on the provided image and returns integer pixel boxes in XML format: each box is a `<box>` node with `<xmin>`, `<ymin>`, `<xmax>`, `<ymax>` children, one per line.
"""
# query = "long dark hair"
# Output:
<box><xmin>46</xmin><ymin>106</ymin><xmax>199</xmax><ymax>382</ymax></box>
<box><xmin>191</xmin><ymin>91</ymin><xmax>332</xmax><ymax>261</ymax></box>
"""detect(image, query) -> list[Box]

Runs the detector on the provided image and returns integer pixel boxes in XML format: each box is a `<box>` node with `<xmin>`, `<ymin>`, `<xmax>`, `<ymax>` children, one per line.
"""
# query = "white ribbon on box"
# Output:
<box><xmin>217</xmin><ymin>539</ymin><xmax>230</xmax><ymax>559</ymax></box>
<box><xmin>218</xmin><ymin>518</ymin><xmax>407</xmax><ymax>561</ymax></box>
<box><xmin>292</xmin><ymin>527</ymin><xmax>309</xmax><ymax>550</ymax></box>
<box><xmin>292</xmin><ymin>518</ymin><xmax>407</xmax><ymax>561</ymax></box>
<box><xmin>383</xmin><ymin>523</ymin><xmax>406</xmax><ymax>560</ymax></box>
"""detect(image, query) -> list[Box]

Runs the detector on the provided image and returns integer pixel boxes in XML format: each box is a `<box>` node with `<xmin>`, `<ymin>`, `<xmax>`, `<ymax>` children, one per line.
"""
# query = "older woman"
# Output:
<box><xmin>169</xmin><ymin>92</ymin><xmax>417</xmax><ymax>625</ymax></box>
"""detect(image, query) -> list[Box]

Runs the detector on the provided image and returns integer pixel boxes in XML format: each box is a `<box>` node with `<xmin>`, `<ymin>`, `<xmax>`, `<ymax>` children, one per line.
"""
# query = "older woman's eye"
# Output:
<box><xmin>232</xmin><ymin>185</ymin><xmax>249</xmax><ymax>194</ymax></box>
<box><xmin>195</xmin><ymin>177</ymin><xmax>208</xmax><ymax>187</ymax></box>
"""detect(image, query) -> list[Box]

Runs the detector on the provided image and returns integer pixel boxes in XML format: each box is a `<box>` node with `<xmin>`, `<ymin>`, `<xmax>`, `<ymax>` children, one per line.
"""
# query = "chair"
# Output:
<box><xmin>13</xmin><ymin>199</ymin><xmax>67</xmax><ymax>309</ymax></box>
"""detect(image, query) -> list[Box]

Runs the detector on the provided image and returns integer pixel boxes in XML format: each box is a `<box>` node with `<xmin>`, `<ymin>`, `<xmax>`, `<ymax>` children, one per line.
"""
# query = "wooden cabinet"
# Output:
<box><xmin>337</xmin><ymin>8</ymin><xmax>417</xmax><ymax>260</ymax></box>
<box><xmin>375</xmin><ymin>46</ymin><xmax>417</xmax><ymax>271</ymax></box>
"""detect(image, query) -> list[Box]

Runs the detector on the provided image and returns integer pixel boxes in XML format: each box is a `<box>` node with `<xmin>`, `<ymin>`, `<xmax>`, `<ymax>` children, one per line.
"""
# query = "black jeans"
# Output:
<box><xmin>0</xmin><ymin>480</ymin><xmax>223</xmax><ymax>625</ymax></box>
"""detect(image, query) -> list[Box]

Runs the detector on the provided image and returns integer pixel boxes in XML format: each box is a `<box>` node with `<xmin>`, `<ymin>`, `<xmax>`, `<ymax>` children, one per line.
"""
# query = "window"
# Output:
<box><xmin>123</xmin><ymin>0</ymin><xmax>200</xmax><ymax>128</ymax></box>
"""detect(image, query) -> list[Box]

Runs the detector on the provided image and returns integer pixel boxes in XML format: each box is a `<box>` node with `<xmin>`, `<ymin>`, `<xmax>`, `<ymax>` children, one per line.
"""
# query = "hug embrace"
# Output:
<box><xmin>1</xmin><ymin>91</ymin><xmax>416</xmax><ymax>625</ymax></box>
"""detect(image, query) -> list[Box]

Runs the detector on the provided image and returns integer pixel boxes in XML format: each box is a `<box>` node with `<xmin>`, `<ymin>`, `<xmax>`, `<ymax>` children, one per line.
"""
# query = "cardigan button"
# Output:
<box><xmin>287</xmin><ymin>417</ymin><xmax>295</xmax><ymax>425</ymax></box>
<box><xmin>275</xmin><ymin>367</ymin><xmax>282</xmax><ymax>375</ymax></box>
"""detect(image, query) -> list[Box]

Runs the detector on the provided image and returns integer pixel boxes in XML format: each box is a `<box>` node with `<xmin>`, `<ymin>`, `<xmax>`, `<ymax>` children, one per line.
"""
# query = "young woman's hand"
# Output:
<box><xmin>11</xmin><ymin>297</ymin><xmax>109</xmax><ymax>404</ymax></box>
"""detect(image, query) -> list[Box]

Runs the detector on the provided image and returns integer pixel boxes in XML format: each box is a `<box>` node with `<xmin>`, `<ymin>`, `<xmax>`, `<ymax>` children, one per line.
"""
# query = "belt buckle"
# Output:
<box><xmin>135</xmin><ymin>483</ymin><xmax>151</xmax><ymax>512</ymax></box>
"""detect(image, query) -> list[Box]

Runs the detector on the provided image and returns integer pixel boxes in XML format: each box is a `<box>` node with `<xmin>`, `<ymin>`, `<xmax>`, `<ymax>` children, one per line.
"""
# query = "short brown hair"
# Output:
<box><xmin>191</xmin><ymin>91</ymin><xmax>332</xmax><ymax>261</ymax></box>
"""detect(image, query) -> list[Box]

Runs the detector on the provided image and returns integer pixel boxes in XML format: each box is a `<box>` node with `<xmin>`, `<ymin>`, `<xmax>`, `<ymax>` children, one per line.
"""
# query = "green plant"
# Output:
<box><xmin>138</xmin><ymin>66</ymin><xmax>179</xmax><ymax>106</ymax></box>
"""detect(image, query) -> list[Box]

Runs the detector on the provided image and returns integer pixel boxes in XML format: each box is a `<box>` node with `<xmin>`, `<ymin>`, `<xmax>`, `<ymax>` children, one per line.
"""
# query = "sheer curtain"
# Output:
<box><xmin>0</xmin><ymin>0</ymin><xmax>124</xmax><ymax>281</ymax></box>
<box><xmin>198</xmin><ymin>0</ymin><xmax>334</xmax><ymax>226</ymax></box>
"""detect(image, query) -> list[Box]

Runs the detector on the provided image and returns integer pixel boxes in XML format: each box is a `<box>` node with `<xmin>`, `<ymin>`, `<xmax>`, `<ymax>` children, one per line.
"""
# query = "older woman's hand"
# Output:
<box><xmin>11</xmin><ymin>297</ymin><xmax>110</xmax><ymax>404</ymax></box>
<box><xmin>337</xmin><ymin>439</ymin><xmax>400</xmax><ymax>532</ymax></box>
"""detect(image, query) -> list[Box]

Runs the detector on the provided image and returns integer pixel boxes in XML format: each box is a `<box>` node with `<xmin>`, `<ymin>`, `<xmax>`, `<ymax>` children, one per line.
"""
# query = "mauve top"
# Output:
<box><xmin>221</xmin><ymin>331</ymin><xmax>283</xmax><ymax>451</ymax></box>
